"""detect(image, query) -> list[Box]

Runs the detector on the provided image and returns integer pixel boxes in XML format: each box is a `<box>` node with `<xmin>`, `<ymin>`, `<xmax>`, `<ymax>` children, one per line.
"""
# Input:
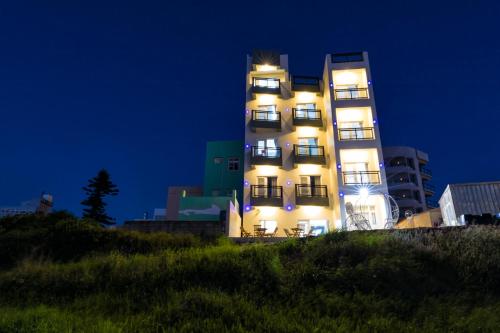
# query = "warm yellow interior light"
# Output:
<box><xmin>302</xmin><ymin>206</ymin><xmax>322</xmax><ymax>216</ymax></box>
<box><xmin>258</xmin><ymin>94</ymin><xmax>276</xmax><ymax>105</ymax></box>
<box><xmin>259</xmin><ymin>207</ymin><xmax>277</xmax><ymax>217</ymax></box>
<box><xmin>256</xmin><ymin>64</ymin><xmax>278</xmax><ymax>72</ymax></box>
<box><xmin>298</xmin><ymin>164</ymin><xmax>321</xmax><ymax>175</ymax></box>
<box><xmin>296</xmin><ymin>92</ymin><xmax>315</xmax><ymax>103</ymax></box>
<box><xmin>255</xmin><ymin>165</ymin><xmax>279</xmax><ymax>176</ymax></box>
<box><xmin>297</xmin><ymin>126</ymin><xmax>317</xmax><ymax>137</ymax></box>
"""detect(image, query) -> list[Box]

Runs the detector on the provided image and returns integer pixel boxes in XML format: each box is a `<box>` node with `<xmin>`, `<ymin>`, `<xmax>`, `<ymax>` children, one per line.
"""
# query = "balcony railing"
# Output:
<box><xmin>338</xmin><ymin>127</ymin><xmax>375</xmax><ymax>141</ymax></box>
<box><xmin>291</xmin><ymin>76</ymin><xmax>320</xmax><ymax>92</ymax></box>
<box><xmin>420</xmin><ymin>167</ymin><xmax>432</xmax><ymax>178</ymax></box>
<box><xmin>292</xmin><ymin>109</ymin><xmax>323</xmax><ymax>127</ymax></box>
<box><xmin>334</xmin><ymin>88</ymin><xmax>369</xmax><ymax>100</ymax></box>
<box><xmin>293</xmin><ymin>145</ymin><xmax>326</xmax><ymax>165</ymax></box>
<box><xmin>252</xmin><ymin>78</ymin><xmax>280</xmax><ymax>94</ymax></box>
<box><xmin>295</xmin><ymin>184</ymin><xmax>329</xmax><ymax>206</ymax></box>
<box><xmin>342</xmin><ymin>171</ymin><xmax>381</xmax><ymax>185</ymax></box>
<box><xmin>250</xmin><ymin>185</ymin><xmax>283</xmax><ymax>207</ymax></box>
<box><xmin>250</xmin><ymin>147</ymin><xmax>282</xmax><ymax>166</ymax></box>
<box><xmin>331</xmin><ymin>52</ymin><xmax>364</xmax><ymax>63</ymax></box>
<box><xmin>250</xmin><ymin>110</ymin><xmax>281</xmax><ymax>130</ymax></box>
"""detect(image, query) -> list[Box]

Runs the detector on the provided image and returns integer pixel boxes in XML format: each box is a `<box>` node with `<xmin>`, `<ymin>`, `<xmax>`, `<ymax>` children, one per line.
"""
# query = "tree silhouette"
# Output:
<box><xmin>81</xmin><ymin>169</ymin><xmax>119</xmax><ymax>226</ymax></box>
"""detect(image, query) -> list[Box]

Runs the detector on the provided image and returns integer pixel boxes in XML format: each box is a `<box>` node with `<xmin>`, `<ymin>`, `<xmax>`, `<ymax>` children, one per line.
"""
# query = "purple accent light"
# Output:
<box><xmin>285</xmin><ymin>142</ymin><xmax>290</xmax><ymax>148</ymax></box>
<box><xmin>244</xmin><ymin>180</ymin><xmax>249</xmax><ymax>187</ymax></box>
<box><xmin>286</xmin><ymin>180</ymin><xmax>292</xmax><ymax>186</ymax></box>
<box><xmin>368</xmin><ymin>80</ymin><xmax>372</xmax><ymax>85</ymax></box>
<box><xmin>337</xmin><ymin>164</ymin><xmax>342</xmax><ymax>169</ymax></box>
<box><xmin>245</xmin><ymin>144</ymin><xmax>250</xmax><ymax>149</ymax></box>
<box><xmin>245</xmin><ymin>109</ymin><xmax>249</xmax><ymax>115</ymax></box>
<box><xmin>379</xmin><ymin>162</ymin><xmax>384</xmax><ymax>168</ymax></box>
<box><xmin>373</xmin><ymin>119</ymin><xmax>377</xmax><ymax>125</ymax></box>
<box><xmin>333</xmin><ymin>121</ymin><xmax>337</xmax><ymax>126</ymax></box>
<box><xmin>244</xmin><ymin>205</ymin><xmax>252</xmax><ymax>212</ymax></box>
<box><xmin>329</xmin><ymin>83</ymin><xmax>333</xmax><ymax>88</ymax></box>
<box><xmin>339</xmin><ymin>192</ymin><xmax>344</xmax><ymax>197</ymax></box>
<box><xmin>286</xmin><ymin>204</ymin><xmax>293</xmax><ymax>211</ymax></box>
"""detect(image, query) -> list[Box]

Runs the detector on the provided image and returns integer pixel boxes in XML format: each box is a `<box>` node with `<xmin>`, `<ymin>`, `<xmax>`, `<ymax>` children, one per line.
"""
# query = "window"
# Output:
<box><xmin>295</xmin><ymin>103</ymin><xmax>317</xmax><ymax>119</ymax></box>
<box><xmin>297</xmin><ymin>219</ymin><xmax>328</xmax><ymax>236</ymax></box>
<box><xmin>214</xmin><ymin>157</ymin><xmax>224</xmax><ymax>164</ymax></box>
<box><xmin>228</xmin><ymin>158</ymin><xmax>239</xmax><ymax>171</ymax></box>
<box><xmin>260</xmin><ymin>220</ymin><xmax>277</xmax><ymax>234</ymax></box>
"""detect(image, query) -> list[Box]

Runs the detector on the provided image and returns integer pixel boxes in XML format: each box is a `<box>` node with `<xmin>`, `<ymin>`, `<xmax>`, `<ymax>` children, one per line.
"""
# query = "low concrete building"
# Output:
<box><xmin>439</xmin><ymin>182</ymin><xmax>500</xmax><ymax>226</ymax></box>
<box><xmin>396</xmin><ymin>208</ymin><xmax>442</xmax><ymax>229</ymax></box>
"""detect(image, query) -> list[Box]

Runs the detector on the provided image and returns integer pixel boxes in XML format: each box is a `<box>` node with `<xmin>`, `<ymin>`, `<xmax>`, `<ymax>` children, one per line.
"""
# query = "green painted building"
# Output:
<box><xmin>203</xmin><ymin>140</ymin><xmax>244</xmax><ymax>206</ymax></box>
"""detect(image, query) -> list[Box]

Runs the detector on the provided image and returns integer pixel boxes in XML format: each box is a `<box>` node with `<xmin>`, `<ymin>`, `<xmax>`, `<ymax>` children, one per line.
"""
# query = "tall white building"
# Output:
<box><xmin>241</xmin><ymin>50</ymin><xmax>389</xmax><ymax>236</ymax></box>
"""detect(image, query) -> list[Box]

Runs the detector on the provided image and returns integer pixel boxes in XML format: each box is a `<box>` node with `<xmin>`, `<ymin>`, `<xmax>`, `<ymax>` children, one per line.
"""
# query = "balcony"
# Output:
<box><xmin>334</xmin><ymin>87</ymin><xmax>369</xmax><ymax>100</ymax></box>
<box><xmin>251</xmin><ymin>78</ymin><xmax>281</xmax><ymax>94</ymax></box>
<box><xmin>342</xmin><ymin>171</ymin><xmax>381</xmax><ymax>185</ymax></box>
<box><xmin>291</xmin><ymin>76</ymin><xmax>320</xmax><ymax>92</ymax></box>
<box><xmin>420</xmin><ymin>167</ymin><xmax>432</xmax><ymax>179</ymax></box>
<box><xmin>331</xmin><ymin>52</ymin><xmax>364</xmax><ymax>63</ymax></box>
<box><xmin>250</xmin><ymin>185</ymin><xmax>283</xmax><ymax>207</ymax></box>
<box><xmin>250</xmin><ymin>110</ymin><xmax>281</xmax><ymax>131</ymax></box>
<box><xmin>338</xmin><ymin>127</ymin><xmax>375</xmax><ymax>141</ymax></box>
<box><xmin>293</xmin><ymin>145</ymin><xmax>326</xmax><ymax>165</ymax></box>
<box><xmin>295</xmin><ymin>184</ymin><xmax>329</xmax><ymax>206</ymax></box>
<box><xmin>423</xmin><ymin>182</ymin><xmax>435</xmax><ymax>196</ymax></box>
<box><xmin>250</xmin><ymin>147</ymin><xmax>282</xmax><ymax>166</ymax></box>
<box><xmin>292</xmin><ymin>109</ymin><xmax>323</xmax><ymax>127</ymax></box>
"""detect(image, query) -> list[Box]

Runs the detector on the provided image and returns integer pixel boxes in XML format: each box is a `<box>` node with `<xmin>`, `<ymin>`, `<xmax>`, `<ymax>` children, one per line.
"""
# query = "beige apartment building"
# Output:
<box><xmin>241</xmin><ymin>50</ymin><xmax>389</xmax><ymax>237</ymax></box>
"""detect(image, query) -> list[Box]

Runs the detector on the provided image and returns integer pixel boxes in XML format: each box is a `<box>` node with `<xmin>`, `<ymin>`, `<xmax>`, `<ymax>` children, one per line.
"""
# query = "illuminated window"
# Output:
<box><xmin>214</xmin><ymin>157</ymin><xmax>224</xmax><ymax>164</ymax></box>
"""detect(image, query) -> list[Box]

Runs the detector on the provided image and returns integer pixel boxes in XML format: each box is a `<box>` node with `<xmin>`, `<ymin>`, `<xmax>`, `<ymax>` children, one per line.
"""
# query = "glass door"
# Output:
<box><xmin>296</xmin><ymin>103</ymin><xmax>316</xmax><ymax>119</ymax></box>
<box><xmin>344</xmin><ymin>162</ymin><xmax>368</xmax><ymax>184</ymax></box>
<box><xmin>340</xmin><ymin>121</ymin><xmax>363</xmax><ymax>139</ymax></box>
<box><xmin>258</xmin><ymin>104</ymin><xmax>277</xmax><ymax>121</ymax></box>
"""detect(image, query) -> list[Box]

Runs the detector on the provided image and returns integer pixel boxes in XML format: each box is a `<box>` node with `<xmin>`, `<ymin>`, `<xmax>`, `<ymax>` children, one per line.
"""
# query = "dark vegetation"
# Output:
<box><xmin>0</xmin><ymin>213</ymin><xmax>499</xmax><ymax>332</ymax></box>
<box><xmin>81</xmin><ymin>169</ymin><xmax>119</xmax><ymax>226</ymax></box>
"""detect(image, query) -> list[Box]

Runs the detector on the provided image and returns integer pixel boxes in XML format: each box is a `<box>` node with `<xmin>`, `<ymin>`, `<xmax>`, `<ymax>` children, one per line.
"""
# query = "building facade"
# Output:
<box><xmin>383</xmin><ymin>146</ymin><xmax>435</xmax><ymax>217</ymax></box>
<box><xmin>242</xmin><ymin>50</ymin><xmax>389</xmax><ymax>236</ymax></box>
<box><xmin>439</xmin><ymin>182</ymin><xmax>500</xmax><ymax>226</ymax></box>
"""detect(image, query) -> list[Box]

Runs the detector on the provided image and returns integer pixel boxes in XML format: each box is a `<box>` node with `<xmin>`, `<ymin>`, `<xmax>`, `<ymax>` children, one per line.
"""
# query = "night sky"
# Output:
<box><xmin>1</xmin><ymin>0</ymin><xmax>499</xmax><ymax>223</ymax></box>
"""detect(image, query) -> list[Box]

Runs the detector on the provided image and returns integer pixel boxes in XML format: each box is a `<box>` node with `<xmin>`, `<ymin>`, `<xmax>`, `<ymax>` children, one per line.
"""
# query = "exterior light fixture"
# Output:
<box><xmin>286</xmin><ymin>108</ymin><xmax>290</xmax><ymax>112</ymax></box>
<box><xmin>339</xmin><ymin>192</ymin><xmax>344</xmax><ymax>197</ymax></box>
<box><xmin>379</xmin><ymin>162</ymin><xmax>384</xmax><ymax>168</ymax></box>
<box><xmin>285</xmin><ymin>142</ymin><xmax>290</xmax><ymax>148</ymax></box>
<box><xmin>373</xmin><ymin>119</ymin><xmax>377</xmax><ymax>125</ymax></box>
<box><xmin>286</xmin><ymin>180</ymin><xmax>292</xmax><ymax>186</ymax></box>
<box><xmin>244</xmin><ymin>205</ymin><xmax>252</xmax><ymax>212</ymax></box>
<box><xmin>245</xmin><ymin>109</ymin><xmax>249</xmax><ymax>115</ymax></box>
<box><xmin>245</xmin><ymin>144</ymin><xmax>250</xmax><ymax>149</ymax></box>
<box><xmin>368</xmin><ymin>80</ymin><xmax>372</xmax><ymax>85</ymax></box>
<box><xmin>244</xmin><ymin>180</ymin><xmax>249</xmax><ymax>187</ymax></box>
<box><xmin>359</xmin><ymin>187</ymin><xmax>369</xmax><ymax>198</ymax></box>
<box><xmin>333</xmin><ymin>121</ymin><xmax>337</xmax><ymax>126</ymax></box>
<box><xmin>329</xmin><ymin>83</ymin><xmax>333</xmax><ymax>88</ymax></box>
<box><xmin>286</xmin><ymin>204</ymin><xmax>293</xmax><ymax>211</ymax></box>
<box><xmin>337</xmin><ymin>164</ymin><xmax>342</xmax><ymax>169</ymax></box>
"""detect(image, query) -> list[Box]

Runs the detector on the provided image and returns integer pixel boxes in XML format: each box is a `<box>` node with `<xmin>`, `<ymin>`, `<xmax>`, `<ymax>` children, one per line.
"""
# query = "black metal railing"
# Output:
<box><xmin>420</xmin><ymin>167</ymin><xmax>432</xmax><ymax>177</ymax></box>
<box><xmin>342</xmin><ymin>171</ymin><xmax>381</xmax><ymax>185</ymax></box>
<box><xmin>251</xmin><ymin>147</ymin><xmax>282</xmax><ymax>158</ymax></box>
<box><xmin>334</xmin><ymin>88</ymin><xmax>369</xmax><ymax>100</ymax></box>
<box><xmin>252</xmin><ymin>77</ymin><xmax>280</xmax><ymax>89</ymax></box>
<box><xmin>293</xmin><ymin>109</ymin><xmax>321</xmax><ymax>121</ymax></box>
<box><xmin>295</xmin><ymin>184</ymin><xmax>328</xmax><ymax>198</ymax></box>
<box><xmin>293</xmin><ymin>145</ymin><xmax>325</xmax><ymax>157</ymax></box>
<box><xmin>331</xmin><ymin>52</ymin><xmax>364</xmax><ymax>63</ymax></box>
<box><xmin>250</xmin><ymin>185</ymin><xmax>283</xmax><ymax>198</ymax></box>
<box><xmin>338</xmin><ymin>127</ymin><xmax>375</xmax><ymax>140</ymax></box>
<box><xmin>423</xmin><ymin>183</ymin><xmax>435</xmax><ymax>192</ymax></box>
<box><xmin>252</xmin><ymin>110</ymin><xmax>281</xmax><ymax>122</ymax></box>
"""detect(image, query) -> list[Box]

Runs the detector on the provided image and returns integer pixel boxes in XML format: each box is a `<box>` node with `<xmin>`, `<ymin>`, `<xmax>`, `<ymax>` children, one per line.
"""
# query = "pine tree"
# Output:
<box><xmin>81</xmin><ymin>169</ymin><xmax>119</xmax><ymax>226</ymax></box>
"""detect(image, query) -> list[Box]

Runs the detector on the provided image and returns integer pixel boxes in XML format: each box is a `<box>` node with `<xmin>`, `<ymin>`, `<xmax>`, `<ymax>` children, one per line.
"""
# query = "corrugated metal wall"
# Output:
<box><xmin>450</xmin><ymin>183</ymin><xmax>500</xmax><ymax>217</ymax></box>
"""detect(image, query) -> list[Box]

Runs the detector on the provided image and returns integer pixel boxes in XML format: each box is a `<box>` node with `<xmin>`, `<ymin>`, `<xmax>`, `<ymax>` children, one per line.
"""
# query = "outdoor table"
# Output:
<box><xmin>291</xmin><ymin>227</ymin><xmax>303</xmax><ymax>237</ymax></box>
<box><xmin>255</xmin><ymin>227</ymin><xmax>267</xmax><ymax>237</ymax></box>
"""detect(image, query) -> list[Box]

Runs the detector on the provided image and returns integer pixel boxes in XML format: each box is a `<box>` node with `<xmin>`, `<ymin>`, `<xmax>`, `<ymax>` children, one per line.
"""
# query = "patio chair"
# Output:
<box><xmin>266</xmin><ymin>227</ymin><xmax>278</xmax><ymax>237</ymax></box>
<box><xmin>240</xmin><ymin>226</ymin><xmax>252</xmax><ymax>238</ymax></box>
<box><xmin>283</xmin><ymin>228</ymin><xmax>293</xmax><ymax>238</ymax></box>
<box><xmin>305</xmin><ymin>227</ymin><xmax>315</xmax><ymax>237</ymax></box>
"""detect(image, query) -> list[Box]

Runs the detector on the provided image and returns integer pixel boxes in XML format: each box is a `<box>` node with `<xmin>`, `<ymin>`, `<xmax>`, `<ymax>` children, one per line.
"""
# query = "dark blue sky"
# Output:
<box><xmin>0</xmin><ymin>0</ymin><xmax>499</xmax><ymax>222</ymax></box>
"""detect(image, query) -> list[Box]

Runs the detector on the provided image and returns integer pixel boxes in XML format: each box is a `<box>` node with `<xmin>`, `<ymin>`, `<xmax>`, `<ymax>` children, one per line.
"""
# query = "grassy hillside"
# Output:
<box><xmin>0</xmin><ymin>213</ymin><xmax>499</xmax><ymax>332</ymax></box>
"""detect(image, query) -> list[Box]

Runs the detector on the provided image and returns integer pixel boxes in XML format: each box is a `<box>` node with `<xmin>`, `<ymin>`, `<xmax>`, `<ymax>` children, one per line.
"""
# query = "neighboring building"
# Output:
<box><xmin>439</xmin><ymin>182</ymin><xmax>500</xmax><ymax>226</ymax></box>
<box><xmin>0</xmin><ymin>193</ymin><xmax>53</xmax><ymax>218</ymax></box>
<box><xmin>396</xmin><ymin>208</ymin><xmax>442</xmax><ymax>229</ymax></box>
<box><xmin>166</xmin><ymin>186</ymin><xmax>203</xmax><ymax>220</ymax></box>
<box><xmin>383</xmin><ymin>146</ymin><xmax>436</xmax><ymax>217</ymax></box>
<box><xmin>242</xmin><ymin>50</ymin><xmax>389</xmax><ymax>236</ymax></box>
<box><xmin>203</xmin><ymin>140</ymin><xmax>244</xmax><ymax>206</ymax></box>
